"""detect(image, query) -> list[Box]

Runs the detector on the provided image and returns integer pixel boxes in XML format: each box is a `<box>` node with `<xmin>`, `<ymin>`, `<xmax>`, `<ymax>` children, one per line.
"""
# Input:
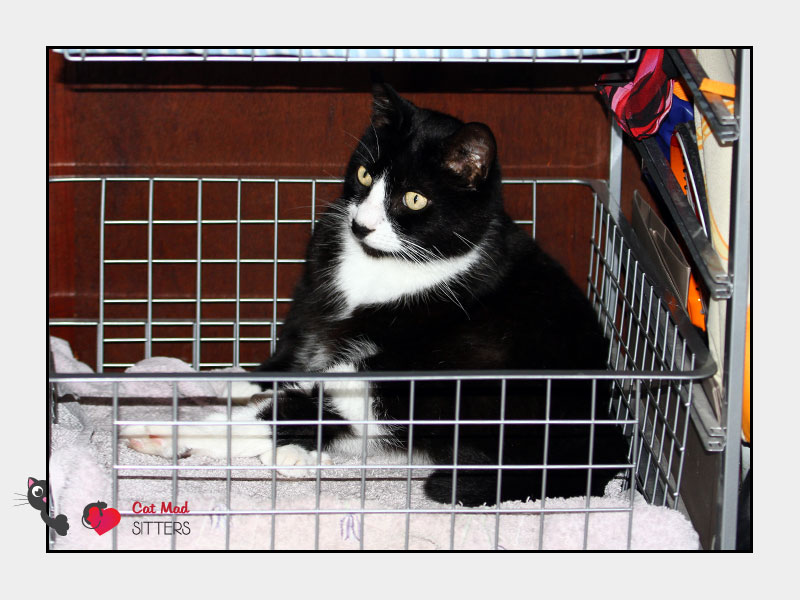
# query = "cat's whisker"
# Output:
<box><xmin>453</xmin><ymin>231</ymin><xmax>497</xmax><ymax>268</ymax></box>
<box><xmin>370</xmin><ymin>123</ymin><xmax>381</xmax><ymax>160</ymax></box>
<box><xmin>414</xmin><ymin>239</ymin><xmax>445</xmax><ymax>259</ymax></box>
<box><xmin>436</xmin><ymin>280</ymin><xmax>469</xmax><ymax>317</ymax></box>
<box><xmin>352</xmin><ymin>150</ymin><xmax>371</xmax><ymax>166</ymax></box>
<box><xmin>427</xmin><ymin>245</ymin><xmax>447</xmax><ymax>261</ymax></box>
<box><xmin>321</xmin><ymin>170</ymin><xmax>342</xmax><ymax>180</ymax></box>
<box><xmin>391</xmin><ymin>236</ymin><xmax>472</xmax><ymax>316</ymax></box>
<box><xmin>399</xmin><ymin>237</ymin><xmax>439</xmax><ymax>263</ymax></box>
<box><xmin>341</xmin><ymin>129</ymin><xmax>376</xmax><ymax>163</ymax></box>
<box><xmin>329</xmin><ymin>203</ymin><xmax>352</xmax><ymax>216</ymax></box>
<box><xmin>403</xmin><ymin>247</ymin><xmax>429</xmax><ymax>268</ymax></box>
<box><xmin>452</xmin><ymin>231</ymin><xmax>471</xmax><ymax>246</ymax></box>
<box><xmin>452</xmin><ymin>231</ymin><xmax>484</xmax><ymax>255</ymax></box>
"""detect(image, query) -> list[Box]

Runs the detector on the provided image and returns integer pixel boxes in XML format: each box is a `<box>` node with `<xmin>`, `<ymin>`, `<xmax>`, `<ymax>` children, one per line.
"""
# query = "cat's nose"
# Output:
<box><xmin>351</xmin><ymin>220</ymin><xmax>374</xmax><ymax>240</ymax></box>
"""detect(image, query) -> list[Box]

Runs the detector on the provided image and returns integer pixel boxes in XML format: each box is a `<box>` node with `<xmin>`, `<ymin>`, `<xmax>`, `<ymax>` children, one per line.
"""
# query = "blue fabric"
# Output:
<box><xmin>656</xmin><ymin>95</ymin><xmax>694</xmax><ymax>157</ymax></box>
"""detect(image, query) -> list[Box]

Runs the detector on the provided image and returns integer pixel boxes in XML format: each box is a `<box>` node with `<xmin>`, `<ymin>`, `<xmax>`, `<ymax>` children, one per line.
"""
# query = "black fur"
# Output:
<box><xmin>252</xmin><ymin>83</ymin><xmax>629</xmax><ymax>506</ymax></box>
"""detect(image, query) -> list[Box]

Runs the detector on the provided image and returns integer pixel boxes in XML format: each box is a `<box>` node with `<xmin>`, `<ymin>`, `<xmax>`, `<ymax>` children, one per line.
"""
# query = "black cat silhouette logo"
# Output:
<box><xmin>15</xmin><ymin>477</ymin><xmax>69</xmax><ymax>536</ymax></box>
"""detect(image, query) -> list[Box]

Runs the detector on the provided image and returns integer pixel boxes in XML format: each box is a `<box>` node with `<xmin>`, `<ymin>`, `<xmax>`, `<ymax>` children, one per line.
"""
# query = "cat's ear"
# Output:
<box><xmin>371</xmin><ymin>82</ymin><xmax>412</xmax><ymax>130</ymax></box>
<box><xmin>28</xmin><ymin>477</ymin><xmax>35</xmax><ymax>488</ymax></box>
<box><xmin>442</xmin><ymin>123</ymin><xmax>497</xmax><ymax>189</ymax></box>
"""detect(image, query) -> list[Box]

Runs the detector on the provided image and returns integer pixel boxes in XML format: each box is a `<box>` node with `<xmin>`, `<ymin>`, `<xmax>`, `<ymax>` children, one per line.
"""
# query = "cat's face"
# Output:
<box><xmin>27</xmin><ymin>477</ymin><xmax>47</xmax><ymax>511</ymax></box>
<box><xmin>341</xmin><ymin>84</ymin><xmax>502</xmax><ymax>261</ymax></box>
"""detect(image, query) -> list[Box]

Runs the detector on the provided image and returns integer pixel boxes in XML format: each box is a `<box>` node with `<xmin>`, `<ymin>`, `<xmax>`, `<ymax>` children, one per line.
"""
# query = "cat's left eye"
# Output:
<box><xmin>403</xmin><ymin>191</ymin><xmax>429</xmax><ymax>211</ymax></box>
<box><xmin>32</xmin><ymin>486</ymin><xmax>43</xmax><ymax>497</ymax></box>
<box><xmin>357</xmin><ymin>166</ymin><xmax>373</xmax><ymax>187</ymax></box>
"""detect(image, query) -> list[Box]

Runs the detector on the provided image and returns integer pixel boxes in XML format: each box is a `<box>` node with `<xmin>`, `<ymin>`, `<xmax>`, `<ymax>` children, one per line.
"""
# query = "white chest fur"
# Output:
<box><xmin>333</xmin><ymin>213</ymin><xmax>483</xmax><ymax>315</ymax></box>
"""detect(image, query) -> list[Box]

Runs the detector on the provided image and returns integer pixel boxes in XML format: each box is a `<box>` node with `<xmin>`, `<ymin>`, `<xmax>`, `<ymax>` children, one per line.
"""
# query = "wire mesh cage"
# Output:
<box><xmin>53</xmin><ymin>48</ymin><xmax>642</xmax><ymax>64</ymax></box>
<box><xmin>48</xmin><ymin>175</ymin><xmax>713</xmax><ymax>550</ymax></box>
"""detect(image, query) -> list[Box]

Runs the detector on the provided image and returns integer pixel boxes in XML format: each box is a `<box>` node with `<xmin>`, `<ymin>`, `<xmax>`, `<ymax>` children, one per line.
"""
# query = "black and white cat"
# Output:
<box><xmin>124</xmin><ymin>84</ymin><xmax>629</xmax><ymax>506</ymax></box>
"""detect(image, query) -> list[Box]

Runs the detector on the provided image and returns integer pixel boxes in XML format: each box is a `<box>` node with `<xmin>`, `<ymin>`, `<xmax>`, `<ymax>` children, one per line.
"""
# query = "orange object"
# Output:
<box><xmin>742</xmin><ymin>306</ymin><xmax>751</xmax><ymax>443</ymax></box>
<box><xmin>699</xmin><ymin>78</ymin><xmax>736</xmax><ymax>99</ymax></box>
<box><xmin>670</xmin><ymin>140</ymin><xmax>688</xmax><ymax>194</ymax></box>
<box><xmin>669</xmin><ymin>126</ymin><xmax>706</xmax><ymax>331</ymax></box>
<box><xmin>672</xmin><ymin>79</ymin><xmax>691</xmax><ymax>102</ymax></box>
<box><xmin>686</xmin><ymin>273</ymin><xmax>706</xmax><ymax>331</ymax></box>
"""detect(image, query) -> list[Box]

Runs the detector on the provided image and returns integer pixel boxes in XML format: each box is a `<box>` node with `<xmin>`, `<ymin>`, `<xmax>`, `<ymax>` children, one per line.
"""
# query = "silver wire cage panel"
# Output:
<box><xmin>54</xmin><ymin>48</ymin><xmax>642</xmax><ymax>64</ymax></box>
<box><xmin>48</xmin><ymin>176</ymin><xmax>714</xmax><ymax>550</ymax></box>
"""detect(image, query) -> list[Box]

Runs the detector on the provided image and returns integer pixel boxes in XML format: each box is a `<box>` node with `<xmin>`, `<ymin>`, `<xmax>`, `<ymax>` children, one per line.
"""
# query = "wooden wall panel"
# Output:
<box><xmin>49</xmin><ymin>53</ymin><xmax>616</xmax><ymax>179</ymax></box>
<box><xmin>48</xmin><ymin>50</ymin><xmax>656</xmax><ymax>368</ymax></box>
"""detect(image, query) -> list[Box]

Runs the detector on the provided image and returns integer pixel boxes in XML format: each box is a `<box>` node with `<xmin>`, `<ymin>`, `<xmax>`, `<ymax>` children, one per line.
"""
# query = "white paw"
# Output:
<box><xmin>121</xmin><ymin>406</ymin><xmax>272</xmax><ymax>460</ymax></box>
<box><xmin>121</xmin><ymin>424</ymin><xmax>188</xmax><ymax>458</ymax></box>
<box><xmin>259</xmin><ymin>444</ymin><xmax>333</xmax><ymax>478</ymax></box>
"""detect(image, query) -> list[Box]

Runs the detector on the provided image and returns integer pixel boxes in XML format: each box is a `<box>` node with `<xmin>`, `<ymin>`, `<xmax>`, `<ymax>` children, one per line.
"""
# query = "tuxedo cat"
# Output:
<box><xmin>124</xmin><ymin>83</ymin><xmax>629</xmax><ymax>506</ymax></box>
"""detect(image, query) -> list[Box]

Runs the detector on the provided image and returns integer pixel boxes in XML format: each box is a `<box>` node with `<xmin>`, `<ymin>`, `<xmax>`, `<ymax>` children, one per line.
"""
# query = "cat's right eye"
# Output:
<box><xmin>403</xmin><ymin>191</ymin><xmax>429</xmax><ymax>211</ymax></box>
<box><xmin>32</xmin><ymin>486</ymin><xmax>43</xmax><ymax>497</ymax></box>
<box><xmin>357</xmin><ymin>166</ymin><xmax>373</xmax><ymax>187</ymax></box>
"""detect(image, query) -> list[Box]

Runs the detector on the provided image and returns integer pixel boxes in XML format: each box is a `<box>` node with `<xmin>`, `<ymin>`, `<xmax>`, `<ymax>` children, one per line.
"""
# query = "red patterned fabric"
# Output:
<box><xmin>597</xmin><ymin>49</ymin><xmax>674</xmax><ymax>139</ymax></box>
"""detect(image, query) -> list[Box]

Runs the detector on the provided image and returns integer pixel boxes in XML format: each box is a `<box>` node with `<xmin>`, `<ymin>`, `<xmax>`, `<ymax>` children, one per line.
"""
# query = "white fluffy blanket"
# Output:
<box><xmin>49</xmin><ymin>337</ymin><xmax>699</xmax><ymax>550</ymax></box>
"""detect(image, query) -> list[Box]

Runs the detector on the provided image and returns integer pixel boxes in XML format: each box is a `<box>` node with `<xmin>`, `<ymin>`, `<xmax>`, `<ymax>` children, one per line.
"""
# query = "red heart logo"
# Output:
<box><xmin>87</xmin><ymin>506</ymin><xmax>121</xmax><ymax>536</ymax></box>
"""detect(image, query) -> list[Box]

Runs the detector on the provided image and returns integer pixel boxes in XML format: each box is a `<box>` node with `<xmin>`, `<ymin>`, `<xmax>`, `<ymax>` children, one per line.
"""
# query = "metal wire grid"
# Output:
<box><xmin>54</xmin><ymin>48</ymin><xmax>642</xmax><ymax>64</ymax></box>
<box><xmin>50</xmin><ymin>177</ymin><xmax>342</xmax><ymax>370</ymax></box>
<box><xmin>588</xmin><ymin>197</ymin><xmax>700</xmax><ymax>508</ymax></box>
<box><xmin>48</xmin><ymin>176</ymin><xmax>545</xmax><ymax>371</ymax></box>
<box><xmin>48</xmin><ymin>176</ymin><xmax>711</xmax><ymax>550</ymax></box>
<box><xmin>49</xmin><ymin>369</ymin><xmax>647</xmax><ymax>550</ymax></box>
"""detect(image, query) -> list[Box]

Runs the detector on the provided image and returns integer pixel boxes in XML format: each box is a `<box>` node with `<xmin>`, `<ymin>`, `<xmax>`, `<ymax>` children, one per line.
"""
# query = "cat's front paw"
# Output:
<box><xmin>259</xmin><ymin>444</ymin><xmax>333</xmax><ymax>478</ymax></box>
<box><xmin>121</xmin><ymin>424</ymin><xmax>190</xmax><ymax>458</ymax></box>
<box><xmin>121</xmin><ymin>411</ymin><xmax>272</xmax><ymax>460</ymax></box>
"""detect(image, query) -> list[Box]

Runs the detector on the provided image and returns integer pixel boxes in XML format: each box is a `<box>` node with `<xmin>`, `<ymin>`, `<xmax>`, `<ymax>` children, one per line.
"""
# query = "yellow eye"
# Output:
<box><xmin>403</xmin><ymin>191</ymin><xmax>429</xmax><ymax>211</ymax></box>
<box><xmin>357</xmin><ymin>166</ymin><xmax>373</xmax><ymax>187</ymax></box>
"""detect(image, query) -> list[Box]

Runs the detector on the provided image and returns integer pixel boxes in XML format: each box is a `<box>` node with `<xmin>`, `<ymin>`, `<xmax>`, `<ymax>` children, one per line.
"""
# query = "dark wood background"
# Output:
<box><xmin>48</xmin><ymin>50</ymin><xmax>655</xmax><ymax>369</ymax></box>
